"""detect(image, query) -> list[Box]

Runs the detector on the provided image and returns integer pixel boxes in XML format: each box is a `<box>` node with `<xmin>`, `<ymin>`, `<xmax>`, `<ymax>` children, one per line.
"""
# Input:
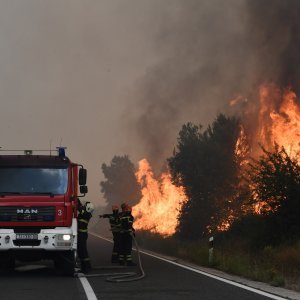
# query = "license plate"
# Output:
<box><xmin>16</xmin><ymin>233</ymin><xmax>38</xmax><ymax>240</ymax></box>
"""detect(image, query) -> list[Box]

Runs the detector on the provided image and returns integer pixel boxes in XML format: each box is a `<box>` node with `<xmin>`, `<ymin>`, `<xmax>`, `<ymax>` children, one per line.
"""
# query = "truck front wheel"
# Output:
<box><xmin>0</xmin><ymin>252</ymin><xmax>15</xmax><ymax>271</ymax></box>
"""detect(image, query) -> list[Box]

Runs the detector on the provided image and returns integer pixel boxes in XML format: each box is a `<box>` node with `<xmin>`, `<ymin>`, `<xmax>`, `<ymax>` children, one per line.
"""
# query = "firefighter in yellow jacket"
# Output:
<box><xmin>78</xmin><ymin>200</ymin><xmax>94</xmax><ymax>273</ymax></box>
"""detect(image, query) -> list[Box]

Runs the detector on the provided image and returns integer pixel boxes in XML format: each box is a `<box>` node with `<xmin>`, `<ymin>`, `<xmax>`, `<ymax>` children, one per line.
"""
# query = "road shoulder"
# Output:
<box><xmin>140</xmin><ymin>248</ymin><xmax>300</xmax><ymax>300</ymax></box>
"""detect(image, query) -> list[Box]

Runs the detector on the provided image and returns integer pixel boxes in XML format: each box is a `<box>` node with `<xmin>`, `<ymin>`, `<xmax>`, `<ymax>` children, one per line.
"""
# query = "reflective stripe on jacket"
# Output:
<box><xmin>102</xmin><ymin>213</ymin><xmax>121</xmax><ymax>233</ymax></box>
<box><xmin>78</xmin><ymin>207</ymin><xmax>92</xmax><ymax>233</ymax></box>
<box><xmin>120</xmin><ymin>213</ymin><xmax>134</xmax><ymax>233</ymax></box>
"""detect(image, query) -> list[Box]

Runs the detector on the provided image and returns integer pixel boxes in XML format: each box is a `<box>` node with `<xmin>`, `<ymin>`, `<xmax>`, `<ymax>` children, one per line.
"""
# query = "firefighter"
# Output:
<box><xmin>119</xmin><ymin>205</ymin><xmax>136</xmax><ymax>266</ymax></box>
<box><xmin>99</xmin><ymin>205</ymin><xmax>121</xmax><ymax>263</ymax></box>
<box><xmin>120</xmin><ymin>202</ymin><xmax>128</xmax><ymax>214</ymax></box>
<box><xmin>78</xmin><ymin>201</ymin><xmax>94</xmax><ymax>273</ymax></box>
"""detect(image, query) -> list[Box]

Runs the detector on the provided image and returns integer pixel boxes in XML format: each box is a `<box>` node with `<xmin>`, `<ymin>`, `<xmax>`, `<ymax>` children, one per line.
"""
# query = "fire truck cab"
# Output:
<box><xmin>0</xmin><ymin>148</ymin><xmax>88</xmax><ymax>275</ymax></box>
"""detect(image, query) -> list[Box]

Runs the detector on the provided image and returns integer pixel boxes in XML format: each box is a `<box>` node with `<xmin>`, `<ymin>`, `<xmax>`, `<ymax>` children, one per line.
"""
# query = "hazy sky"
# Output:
<box><xmin>0</xmin><ymin>0</ymin><xmax>299</xmax><ymax>206</ymax></box>
<box><xmin>0</xmin><ymin>0</ymin><xmax>162</xmax><ymax>206</ymax></box>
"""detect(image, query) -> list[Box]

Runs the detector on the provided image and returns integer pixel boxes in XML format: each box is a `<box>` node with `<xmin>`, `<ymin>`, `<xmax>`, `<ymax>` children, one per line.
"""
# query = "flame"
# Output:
<box><xmin>256</xmin><ymin>84</ymin><xmax>300</xmax><ymax>159</ymax></box>
<box><xmin>251</xmin><ymin>188</ymin><xmax>273</xmax><ymax>215</ymax></box>
<box><xmin>217</xmin><ymin>213</ymin><xmax>235</xmax><ymax>231</ymax></box>
<box><xmin>235</xmin><ymin>125</ymin><xmax>250</xmax><ymax>167</ymax></box>
<box><xmin>214</xmin><ymin>125</ymin><xmax>251</xmax><ymax>231</ymax></box>
<box><xmin>243</xmin><ymin>84</ymin><xmax>299</xmax><ymax>215</ymax></box>
<box><xmin>223</xmin><ymin>84</ymin><xmax>300</xmax><ymax>226</ymax></box>
<box><xmin>132</xmin><ymin>84</ymin><xmax>299</xmax><ymax>236</ymax></box>
<box><xmin>132</xmin><ymin>159</ymin><xmax>187</xmax><ymax>237</ymax></box>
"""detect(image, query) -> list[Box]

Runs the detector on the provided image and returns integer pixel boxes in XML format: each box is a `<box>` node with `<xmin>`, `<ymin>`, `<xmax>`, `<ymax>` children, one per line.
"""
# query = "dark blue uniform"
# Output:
<box><xmin>78</xmin><ymin>206</ymin><xmax>92</xmax><ymax>272</ymax></box>
<box><xmin>102</xmin><ymin>212</ymin><xmax>121</xmax><ymax>263</ymax></box>
<box><xmin>119</xmin><ymin>211</ymin><xmax>135</xmax><ymax>265</ymax></box>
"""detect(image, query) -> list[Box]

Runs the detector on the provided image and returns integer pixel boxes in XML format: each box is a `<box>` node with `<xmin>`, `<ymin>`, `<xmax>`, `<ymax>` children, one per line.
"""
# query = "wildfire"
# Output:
<box><xmin>240</xmin><ymin>84</ymin><xmax>300</xmax><ymax>215</ymax></box>
<box><xmin>235</xmin><ymin>125</ymin><xmax>250</xmax><ymax>166</ymax></box>
<box><xmin>132</xmin><ymin>159</ymin><xmax>187</xmax><ymax>237</ymax></box>
<box><xmin>224</xmin><ymin>84</ymin><xmax>300</xmax><ymax>223</ymax></box>
<box><xmin>132</xmin><ymin>84</ymin><xmax>299</xmax><ymax>236</ymax></box>
<box><xmin>256</xmin><ymin>84</ymin><xmax>300</xmax><ymax>160</ymax></box>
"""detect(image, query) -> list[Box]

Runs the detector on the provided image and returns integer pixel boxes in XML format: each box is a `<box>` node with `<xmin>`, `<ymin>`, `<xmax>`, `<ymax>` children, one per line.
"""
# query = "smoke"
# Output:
<box><xmin>0</xmin><ymin>1</ymin><xmax>163</xmax><ymax>206</ymax></box>
<box><xmin>0</xmin><ymin>0</ymin><xmax>299</xmax><ymax>205</ymax></box>
<box><xmin>125</xmin><ymin>0</ymin><xmax>300</xmax><ymax>170</ymax></box>
<box><xmin>246</xmin><ymin>0</ymin><xmax>300</xmax><ymax>90</ymax></box>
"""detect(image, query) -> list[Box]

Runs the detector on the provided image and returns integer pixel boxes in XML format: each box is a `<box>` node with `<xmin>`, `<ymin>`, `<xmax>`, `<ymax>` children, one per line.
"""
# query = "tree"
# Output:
<box><xmin>100</xmin><ymin>155</ymin><xmax>142</xmax><ymax>211</ymax></box>
<box><xmin>168</xmin><ymin>114</ymin><xmax>244</xmax><ymax>239</ymax></box>
<box><xmin>248</xmin><ymin>146</ymin><xmax>300</xmax><ymax>243</ymax></box>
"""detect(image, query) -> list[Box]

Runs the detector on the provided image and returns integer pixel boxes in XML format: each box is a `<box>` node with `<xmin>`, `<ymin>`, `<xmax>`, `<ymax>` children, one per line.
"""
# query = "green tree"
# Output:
<box><xmin>168</xmin><ymin>114</ymin><xmax>243</xmax><ymax>239</ymax></box>
<box><xmin>248</xmin><ymin>146</ymin><xmax>300</xmax><ymax>243</ymax></box>
<box><xmin>100</xmin><ymin>155</ymin><xmax>142</xmax><ymax>211</ymax></box>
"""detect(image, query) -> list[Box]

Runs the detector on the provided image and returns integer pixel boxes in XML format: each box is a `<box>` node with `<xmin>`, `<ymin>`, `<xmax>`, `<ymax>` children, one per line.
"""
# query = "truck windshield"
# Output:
<box><xmin>0</xmin><ymin>168</ymin><xmax>68</xmax><ymax>195</ymax></box>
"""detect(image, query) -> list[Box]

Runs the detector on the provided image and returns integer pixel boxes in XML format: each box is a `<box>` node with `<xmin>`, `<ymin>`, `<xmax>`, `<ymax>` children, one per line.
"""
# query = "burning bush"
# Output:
<box><xmin>248</xmin><ymin>145</ymin><xmax>300</xmax><ymax>243</ymax></box>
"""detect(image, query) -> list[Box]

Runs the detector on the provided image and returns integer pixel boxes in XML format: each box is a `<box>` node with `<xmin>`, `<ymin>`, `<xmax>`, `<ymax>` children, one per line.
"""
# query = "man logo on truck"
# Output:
<box><xmin>17</xmin><ymin>208</ymin><xmax>38</xmax><ymax>220</ymax></box>
<box><xmin>17</xmin><ymin>209</ymin><xmax>38</xmax><ymax>214</ymax></box>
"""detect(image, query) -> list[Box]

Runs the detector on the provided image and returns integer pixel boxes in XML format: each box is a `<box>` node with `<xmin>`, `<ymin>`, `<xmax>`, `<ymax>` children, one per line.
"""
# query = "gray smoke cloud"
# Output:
<box><xmin>246</xmin><ymin>0</ymin><xmax>300</xmax><ymax>89</ymax></box>
<box><xmin>0</xmin><ymin>1</ymin><xmax>299</xmax><ymax>205</ymax></box>
<box><xmin>0</xmin><ymin>0</ymin><xmax>160</xmax><ymax>206</ymax></box>
<box><xmin>125</xmin><ymin>0</ymin><xmax>300</xmax><ymax>171</ymax></box>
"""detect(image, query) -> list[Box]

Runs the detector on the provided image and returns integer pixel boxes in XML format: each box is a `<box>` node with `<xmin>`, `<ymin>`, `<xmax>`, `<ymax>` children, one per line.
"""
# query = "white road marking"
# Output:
<box><xmin>14</xmin><ymin>263</ymin><xmax>98</xmax><ymax>299</ymax></box>
<box><xmin>78</xmin><ymin>274</ymin><xmax>98</xmax><ymax>300</ymax></box>
<box><xmin>90</xmin><ymin>232</ymin><xmax>288</xmax><ymax>300</ymax></box>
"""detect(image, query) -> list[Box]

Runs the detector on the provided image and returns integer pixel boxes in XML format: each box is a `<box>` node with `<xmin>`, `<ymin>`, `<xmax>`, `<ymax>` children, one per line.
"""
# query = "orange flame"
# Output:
<box><xmin>256</xmin><ymin>84</ymin><xmax>300</xmax><ymax>159</ymax></box>
<box><xmin>235</xmin><ymin>125</ymin><xmax>250</xmax><ymax>167</ymax></box>
<box><xmin>132</xmin><ymin>159</ymin><xmax>187</xmax><ymax>237</ymax></box>
<box><xmin>225</xmin><ymin>84</ymin><xmax>300</xmax><ymax>224</ymax></box>
<box><xmin>245</xmin><ymin>84</ymin><xmax>299</xmax><ymax>214</ymax></box>
<box><xmin>132</xmin><ymin>84</ymin><xmax>299</xmax><ymax>235</ymax></box>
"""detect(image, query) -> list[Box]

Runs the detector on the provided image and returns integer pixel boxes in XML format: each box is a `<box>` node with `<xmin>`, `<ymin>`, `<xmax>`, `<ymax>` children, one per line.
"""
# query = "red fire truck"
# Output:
<box><xmin>0</xmin><ymin>148</ymin><xmax>88</xmax><ymax>275</ymax></box>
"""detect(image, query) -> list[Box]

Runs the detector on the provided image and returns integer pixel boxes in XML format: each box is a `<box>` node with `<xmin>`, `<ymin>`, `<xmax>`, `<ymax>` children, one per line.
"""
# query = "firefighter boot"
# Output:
<box><xmin>111</xmin><ymin>252</ymin><xmax>119</xmax><ymax>264</ymax></box>
<box><xmin>81</xmin><ymin>259</ymin><xmax>91</xmax><ymax>273</ymax></box>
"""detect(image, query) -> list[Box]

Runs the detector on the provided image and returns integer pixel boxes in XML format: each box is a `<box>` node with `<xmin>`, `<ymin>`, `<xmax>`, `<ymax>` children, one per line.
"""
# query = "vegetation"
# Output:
<box><xmin>248</xmin><ymin>146</ymin><xmax>300</xmax><ymax>244</ymax></box>
<box><xmin>100</xmin><ymin>155</ymin><xmax>142</xmax><ymax>212</ymax></box>
<box><xmin>158</xmin><ymin>114</ymin><xmax>300</xmax><ymax>291</ymax></box>
<box><xmin>168</xmin><ymin>114</ymin><xmax>247</xmax><ymax>239</ymax></box>
<box><xmin>168</xmin><ymin>114</ymin><xmax>300</xmax><ymax>245</ymax></box>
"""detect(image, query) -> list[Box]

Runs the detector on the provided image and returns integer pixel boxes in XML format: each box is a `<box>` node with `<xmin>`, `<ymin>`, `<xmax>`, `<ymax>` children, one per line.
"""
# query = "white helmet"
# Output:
<box><xmin>85</xmin><ymin>202</ymin><xmax>94</xmax><ymax>213</ymax></box>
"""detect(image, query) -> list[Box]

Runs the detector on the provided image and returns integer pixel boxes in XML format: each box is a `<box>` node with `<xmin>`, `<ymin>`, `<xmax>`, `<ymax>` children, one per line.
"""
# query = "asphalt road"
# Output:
<box><xmin>0</xmin><ymin>233</ymin><xmax>295</xmax><ymax>300</ymax></box>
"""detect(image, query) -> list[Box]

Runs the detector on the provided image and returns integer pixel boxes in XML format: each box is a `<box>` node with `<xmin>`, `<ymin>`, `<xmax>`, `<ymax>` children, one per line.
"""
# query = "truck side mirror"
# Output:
<box><xmin>79</xmin><ymin>168</ymin><xmax>87</xmax><ymax>185</ymax></box>
<box><xmin>80</xmin><ymin>185</ymin><xmax>88</xmax><ymax>194</ymax></box>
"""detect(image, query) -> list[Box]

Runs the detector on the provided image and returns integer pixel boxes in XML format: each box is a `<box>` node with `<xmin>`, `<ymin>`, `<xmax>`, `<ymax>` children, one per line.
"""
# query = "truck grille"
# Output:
<box><xmin>13</xmin><ymin>240</ymin><xmax>41</xmax><ymax>246</ymax></box>
<box><xmin>0</xmin><ymin>206</ymin><xmax>55</xmax><ymax>222</ymax></box>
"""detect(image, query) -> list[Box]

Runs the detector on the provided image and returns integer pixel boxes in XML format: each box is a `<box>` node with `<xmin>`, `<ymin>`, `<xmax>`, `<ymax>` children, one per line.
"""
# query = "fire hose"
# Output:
<box><xmin>74</xmin><ymin>235</ymin><xmax>145</xmax><ymax>283</ymax></box>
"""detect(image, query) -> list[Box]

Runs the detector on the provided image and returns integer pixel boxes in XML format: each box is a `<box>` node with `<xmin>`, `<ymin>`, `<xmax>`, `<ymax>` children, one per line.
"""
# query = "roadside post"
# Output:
<box><xmin>209</xmin><ymin>236</ymin><xmax>214</xmax><ymax>265</ymax></box>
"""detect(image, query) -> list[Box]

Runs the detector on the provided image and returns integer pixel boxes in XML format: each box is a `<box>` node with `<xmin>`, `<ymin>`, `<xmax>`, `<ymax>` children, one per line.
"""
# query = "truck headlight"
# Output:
<box><xmin>56</xmin><ymin>234</ymin><xmax>73</xmax><ymax>247</ymax></box>
<box><xmin>63</xmin><ymin>234</ymin><xmax>71</xmax><ymax>241</ymax></box>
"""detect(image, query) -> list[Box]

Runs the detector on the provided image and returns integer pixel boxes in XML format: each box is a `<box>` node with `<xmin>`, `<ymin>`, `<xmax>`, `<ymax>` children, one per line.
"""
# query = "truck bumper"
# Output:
<box><xmin>0</xmin><ymin>218</ymin><xmax>77</xmax><ymax>251</ymax></box>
